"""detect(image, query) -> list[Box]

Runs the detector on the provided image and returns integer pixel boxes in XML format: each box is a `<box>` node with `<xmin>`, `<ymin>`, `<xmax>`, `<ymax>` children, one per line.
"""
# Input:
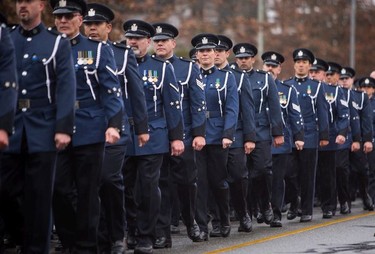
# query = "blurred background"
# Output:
<box><xmin>1</xmin><ymin>0</ymin><xmax>375</xmax><ymax>79</ymax></box>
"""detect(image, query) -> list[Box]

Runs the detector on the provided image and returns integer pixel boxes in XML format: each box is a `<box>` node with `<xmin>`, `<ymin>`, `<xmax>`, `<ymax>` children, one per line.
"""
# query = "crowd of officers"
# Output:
<box><xmin>1</xmin><ymin>0</ymin><xmax>375</xmax><ymax>254</ymax></box>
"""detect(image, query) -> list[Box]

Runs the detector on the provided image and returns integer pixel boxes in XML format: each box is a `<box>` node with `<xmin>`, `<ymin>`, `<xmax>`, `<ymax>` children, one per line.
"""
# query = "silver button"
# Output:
<box><xmin>22</xmin><ymin>71</ymin><xmax>27</xmax><ymax>76</ymax></box>
<box><xmin>27</xmin><ymin>37</ymin><xmax>32</xmax><ymax>42</ymax></box>
<box><xmin>24</xmin><ymin>54</ymin><xmax>29</xmax><ymax>59</ymax></box>
<box><xmin>22</xmin><ymin>108</ymin><xmax>27</xmax><ymax>112</ymax></box>
<box><xmin>21</xmin><ymin>89</ymin><xmax>27</xmax><ymax>95</ymax></box>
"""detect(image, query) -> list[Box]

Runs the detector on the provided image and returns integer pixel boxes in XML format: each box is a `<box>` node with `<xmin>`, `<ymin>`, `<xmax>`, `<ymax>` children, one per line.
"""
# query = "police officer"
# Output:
<box><xmin>233</xmin><ymin>43</ymin><xmax>284</xmax><ymax>225</ymax></box>
<box><xmin>336</xmin><ymin>67</ymin><xmax>361</xmax><ymax>214</ymax></box>
<box><xmin>122</xmin><ymin>19</ymin><xmax>184</xmax><ymax>254</ymax></box>
<box><xmin>316</xmin><ymin>61</ymin><xmax>349</xmax><ymax>218</ymax></box>
<box><xmin>151</xmin><ymin>22</ymin><xmax>206</xmax><ymax>246</ymax></box>
<box><xmin>82</xmin><ymin>4</ymin><xmax>149</xmax><ymax>253</ymax></box>
<box><xmin>262</xmin><ymin>51</ymin><xmax>304</xmax><ymax>227</ymax></box>
<box><xmin>283</xmin><ymin>48</ymin><xmax>329</xmax><ymax>222</ymax></box>
<box><xmin>0</xmin><ymin>13</ymin><xmax>18</xmax><ymax>253</ymax></box>
<box><xmin>51</xmin><ymin>0</ymin><xmax>124</xmax><ymax>252</ymax></box>
<box><xmin>192</xmin><ymin>33</ymin><xmax>239</xmax><ymax>240</ymax></box>
<box><xmin>214</xmin><ymin>35</ymin><xmax>255</xmax><ymax>233</ymax></box>
<box><xmin>1</xmin><ymin>0</ymin><xmax>76</xmax><ymax>253</ymax></box>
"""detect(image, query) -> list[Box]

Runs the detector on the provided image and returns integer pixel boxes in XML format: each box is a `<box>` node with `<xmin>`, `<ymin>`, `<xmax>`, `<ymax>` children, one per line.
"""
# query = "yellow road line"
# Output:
<box><xmin>205</xmin><ymin>212</ymin><xmax>375</xmax><ymax>254</ymax></box>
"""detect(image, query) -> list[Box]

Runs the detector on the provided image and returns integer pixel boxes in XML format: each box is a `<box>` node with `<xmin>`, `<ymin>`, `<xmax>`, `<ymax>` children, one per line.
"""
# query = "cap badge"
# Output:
<box><xmin>88</xmin><ymin>9</ymin><xmax>95</xmax><ymax>17</ymax></box>
<box><xmin>202</xmin><ymin>37</ymin><xmax>208</xmax><ymax>44</ymax></box>
<box><xmin>341</xmin><ymin>69</ymin><xmax>346</xmax><ymax>74</ymax></box>
<box><xmin>271</xmin><ymin>54</ymin><xmax>277</xmax><ymax>60</ymax></box>
<box><xmin>313</xmin><ymin>59</ymin><xmax>317</xmax><ymax>65</ymax></box>
<box><xmin>240</xmin><ymin>46</ymin><xmax>246</xmax><ymax>53</ymax></box>
<box><xmin>156</xmin><ymin>26</ymin><xmax>162</xmax><ymax>34</ymax></box>
<box><xmin>298</xmin><ymin>50</ymin><xmax>303</xmax><ymax>57</ymax></box>
<box><xmin>59</xmin><ymin>0</ymin><xmax>66</xmax><ymax>7</ymax></box>
<box><xmin>131</xmin><ymin>23</ymin><xmax>138</xmax><ymax>31</ymax></box>
<box><xmin>365</xmin><ymin>78</ymin><xmax>370</xmax><ymax>84</ymax></box>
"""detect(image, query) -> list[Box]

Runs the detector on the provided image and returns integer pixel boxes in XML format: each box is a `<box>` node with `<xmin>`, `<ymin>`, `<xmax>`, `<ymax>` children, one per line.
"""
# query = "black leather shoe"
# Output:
<box><xmin>322</xmin><ymin>211</ymin><xmax>333</xmax><ymax>219</ymax></box>
<box><xmin>111</xmin><ymin>240</ymin><xmax>125</xmax><ymax>254</ymax></box>
<box><xmin>238</xmin><ymin>214</ymin><xmax>252</xmax><ymax>232</ymax></box>
<box><xmin>270</xmin><ymin>218</ymin><xmax>282</xmax><ymax>228</ymax></box>
<box><xmin>188</xmin><ymin>223</ymin><xmax>202</xmax><ymax>242</ymax></box>
<box><xmin>209</xmin><ymin>225</ymin><xmax>221</xmax><ymax>237</ymax></box>
<box><xmin>363</xmin><ymin>194</ymin><xmax>374</xmax><ymax>211</ymax></box>
<box><xmin>197</xmin><ymin>231</ymin><xmax>209</xmax><ymax>241</ymax></box>
<box><xmin>256</xmin><ymin>213</ymin><xmax>264</xmax><ymax>224</ymax></box>
<box><xmin>287</xmin><ymin>209</ymin><xmax>297</xmax><ymax>220</ymax></box>
<box><xmin>134</xmin><ymin>242</ymin><xmax>153</xmax><ymax>254</ymax></box>
<box><xmin>300</xmin><ymin>215</ymin><xmax>312</xmax><ymax>222</ymax></box>
<box><xmin>170</xmin><ymin>224</ymin><xmax>180</xmax><ymax>234</ymax></box>
<box><xmin>340</xmin><ymin>202</ymin><xmax>350</xmax><ymax>214</ymax></box>
<box><xmin>153</xmin><ymin>237</ymin><xmax>172</xmax><ymax>249</ymax></box>
<box><xmin>126</xmin><ymin>234</ymin><xmax>138</xmax><ymax>250</ymax></box>
<box><xmin>220</xmin><ymin>225</ymin><xmax>231</xmax><ymax>237</ymax></box>
<box><xmin>263</xmin><ymin>208</ymin><xmax>274</xmax><ymax>225</ymax></box>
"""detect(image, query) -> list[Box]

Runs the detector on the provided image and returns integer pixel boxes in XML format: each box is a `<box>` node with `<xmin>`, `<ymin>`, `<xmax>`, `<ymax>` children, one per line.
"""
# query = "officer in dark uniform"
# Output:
<box><xmin>1</xmin><ymin>0</ymin><xmax>76</xmax><ymax>253</ymax></box>
<box><xmin>192</xmin><ymin>33</ymin><xmax>239</xmax><ymax>240</ymax></box>
<box><xmin>0</xmin><ymin>14</ymin><xmax>18</xmax><ymax>253</ymax></box>
<box><xmin>51</xmin><ymin>0</ymin><xmax>124</xmax><ymax>252</ymax></box>
<box><xmin>213</xmin><ymin>35</ymin><xmax>255</xmax><ymax>233</ymax></box>
<box><xmin>82</xmin><ymin>4</ymin><xmax>149</xmax><ymax>254</ymax></box>
<box><xmin>283</xmin><ymin>48</ymin><xmax>329</xmax><ymax>222</ymax></box>
<box><xmin>336</xmin><ymin>67</ymin><xmax>361</xmax><ymax>214</ymax></box>
<box><xmin>122</xmin><ymin>19</ymin><xmax>184</xmax><ymax>254</ymax></box>
<box><xmin>262</xmin><ymin>51</ymin><xmax>304</xmax><ymax>227</ymax></box>
<box><xmin>151</xmin><ymin>22</ymin><xmax>206</xmax><ymax>246</ymax></box>
<box><xmin>233</xmin><ymin>43</ymin><xmax>284</xmax><ymax>225</ymax></box>
<box><xmin>316</xmin><ymin>61</ymin><xmax>349</xmax><ymax>218</ymax></box>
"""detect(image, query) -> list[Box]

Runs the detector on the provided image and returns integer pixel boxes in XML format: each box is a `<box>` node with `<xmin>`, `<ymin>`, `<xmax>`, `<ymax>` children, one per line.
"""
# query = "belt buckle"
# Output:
<box><xmin>18</xmin><ymin>99</ymin><xmax>30</xmax><ymax>109</ymax></box>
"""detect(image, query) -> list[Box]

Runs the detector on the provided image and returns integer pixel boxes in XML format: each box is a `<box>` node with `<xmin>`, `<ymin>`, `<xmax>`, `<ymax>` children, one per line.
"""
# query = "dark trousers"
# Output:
<box><xmin>0</xmin><ymin>147</ymin><xmax>56</xmax><ymax>254</ymax></box>
<box><xmin>195</xmin><ymin>145</ymin><xmax>229</xmax><ymax>233</ymax></box>
<box><xmin>98</xmin><ymin>144</ymin><xmax>127</xmax><ymax>251</ymax></box>
<box><xmin>336</xmin><ymin>149</ymin><xmax>351</xmax><ymax>205</ymax></box>
<box><xmin>247</xmin><ymin>141</ymin><xmax>273</xmax><ymax>213</ymax></box>
<box><xmin>289</xmin><ymin>148</ymin><xmax>318</xmax><ymax>216</ymax></box>
<box><xmin>318</xmin><ymin>150</ymin><xmax>337</xmax><ymax>212</ymax></box>
<box><xmin>367</xmin><ymin>149</ymin><xmax>375</xmax><ymax>203</ymax></box>
<box><xmin>123</xmin><ymin>154</ymin><xmax>163</xmax><ymax>245</ymax></box>
<box><xmin>53</xmin><ymin>143</ymin><xmax>104</xmax><ymax>253</ymax></box>
<box><xmin>271</xmin><ymin>153</ymin><xmax>291</xmax><ymax>220</ymax></box>
<box><xmin>350</xmin><ymin>150</ymin><xmax>371</xmax><ymax>203</ymax></box>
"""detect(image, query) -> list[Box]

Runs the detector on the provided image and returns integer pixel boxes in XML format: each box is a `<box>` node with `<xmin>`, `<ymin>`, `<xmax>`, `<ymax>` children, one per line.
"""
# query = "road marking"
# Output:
<box><xmin>205</xmin><ymin>212</ymin><xmax>375</xmax><ymax>254</ymax></box>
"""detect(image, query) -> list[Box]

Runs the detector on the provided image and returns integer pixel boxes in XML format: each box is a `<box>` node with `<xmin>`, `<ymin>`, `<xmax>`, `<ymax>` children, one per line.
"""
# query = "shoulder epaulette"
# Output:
<box><xmin>255</xmin><ymin>69</ymin><xmax>267</xmax><ymax>74</ymax></box>
<box><xmin>229</xmin><ymin>67</ymin><xmax>244</xmax><ymax>74</ymax></box>
<box><xmin>178</xmin><ymin>56</ymin><xmax>194</xmax><ymax>63</ymax></box>
<box><xmin>218</xmin><ymin>68</ymin><xmax>231</xmax><ymax>73</ymax></box>
<box><xmin>10</xmin><ymin>25</ymin><xmax>18</xmax><ymax>32</ymax></box>
<box><xmin>151</xmin><ymin>54</ymin><xmax>167</xmax><ymax>63</ymax></box>
<box><xmin>280</xmin><ymin>80</ymin><xmax>291</xmax><ymax>87</ymax></box>
<box><xmin>309</xmin><ymin>78</ymin><xmax>320</xmax><ymax>84</ymax></box>
<box><xmin>46</xmin><ymin>27</ymin><xmax>61</xmax><ymax>36</ymax></box>
<box><xmin>283</xmin><ymin>77</ymin><xmax>294</xmax><ymax>82</ymax></box>
<box><xmin>112</xmin><ymin>42</ymin><xmax>130</xmax><ymax>50</ymax></box>
<box><xmin>87</xmin><ymin>37</ymin><xmax>102</xmax><ymax>43</ymax></box>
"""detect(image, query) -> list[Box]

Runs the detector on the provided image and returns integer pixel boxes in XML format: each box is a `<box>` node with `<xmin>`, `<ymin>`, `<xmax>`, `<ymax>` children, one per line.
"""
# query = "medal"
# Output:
<box><xmin>87</xmin><ymin>51</ymin><xmax>94</xmax><ymax>65</ymax></box>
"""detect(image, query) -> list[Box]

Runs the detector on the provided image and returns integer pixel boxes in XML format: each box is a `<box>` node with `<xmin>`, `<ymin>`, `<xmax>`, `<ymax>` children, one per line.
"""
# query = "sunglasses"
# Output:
<box><xmin>54</xmin><ymin>13</ymin><xmax>81</xmax><ymax>20</ymax></box>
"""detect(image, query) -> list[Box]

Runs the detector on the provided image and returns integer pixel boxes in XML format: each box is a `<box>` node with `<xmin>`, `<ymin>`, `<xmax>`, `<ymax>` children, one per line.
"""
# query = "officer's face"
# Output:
<box><xmin>83</xmin><ymin>21</ymin><xmax>112</xmax><ymax>41</ymax></box>
<box><xmin>339</xmin><ymin>77</ymin><xmax>353</xmax><ymax>89</ymax></box>
<box><xmin>153</xmin><ymin>39</ymin><xmax>176</xmax><ymax>59</ymax></box>
<box><xmin>236</xmin><ymin>56</ymin><xmax>254</xmax><ymax>71</ymax></box>
<box><xmin>197</xmin><ymin>48</ymin><xmax>215</xmax><ymax>69</ymax></box>
<box><xmin>16</xmin><ymin>0</ymin><xmax>44</xmax><ymax>25</ymax></box>
<box><xmin>326</xmin><ymin>72</ymin><xmax>340</xmax><ymax>85</ymax></box>
<box><xmin>54</xmin><ymin>12</ymin><xmax>83</xmax><ymax>39</ymax></box>
<box><xmin>263</xmin><ymin>63</ymin><xmax>281</xmax><ymax>79</ymax></box>
<box><xmin>294</xmin><ymin>59</ymin><xmax>311</xmax><ymax>77</ymax></box>
<box><xmin>309</xmin><ymin>69</ymin><xmax>326</xmax><ymax>82</ymax></box>
<box><xmin>360</xmin><ymin>86</ymin><xmax>375</xmax><ymax>98</ymax></box>
<box><xmin>126</xmin><ymin>37</ymin><xmax>150</xmax><ymax>58</ymax></box>
<box><xmin>214</xmin><ymin>49</ymin><xmax>229</xmax><ymax>68</ymax></box>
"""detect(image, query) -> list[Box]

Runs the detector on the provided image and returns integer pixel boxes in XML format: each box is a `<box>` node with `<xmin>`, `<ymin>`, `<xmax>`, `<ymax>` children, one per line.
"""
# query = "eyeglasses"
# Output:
<box><xmin>54</xmin><ymin>13</ymin><xmax>81</xmax><ymax>20</ymax></box>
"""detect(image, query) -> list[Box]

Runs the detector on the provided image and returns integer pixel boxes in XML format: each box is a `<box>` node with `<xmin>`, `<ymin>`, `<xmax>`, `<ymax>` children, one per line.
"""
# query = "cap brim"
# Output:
<box><xmin>53</xmin><ymin>8</ymin><xmax>78</xmax><ymax>14</ymax></box>
<box><xmin>264</xmin><ymin>60</ymin><xmax>279</xmax><ymax>66</ymax></box>
<box><xmin>153</xmin><ymin>34</ymin><xmax>173</xmax><ymax>41</ymax></box>
<box><xmin>235</xmin><ymin>53</ymin><xmax>252</xmax><ymax>58</ymax></box>
<box><xmin>125</xmin><ymin>32</ymin><xmax>148</xmax><ymax>38</ymax></box>
<box><xmin>196</xmin><ymin>45</ymin><xmax>216</xmax><ymax>50</ymax></box>
<box><xmin>83</xmin><ymin>16</ymin><xmax>108</xmax><ymax>23</ymax></box>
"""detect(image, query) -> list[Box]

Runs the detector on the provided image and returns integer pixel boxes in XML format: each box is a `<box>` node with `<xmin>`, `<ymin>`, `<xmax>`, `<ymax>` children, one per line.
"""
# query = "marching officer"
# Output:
<box><xmin>213</xmin><ymin>35</ymin><xmax>255</xmax><ymax>233</ymax></box>
<box><xmin>233</xmin><ymin>43</ymin><xmax>284</xmax><ymax>225</ymax></box>
<box><xmin>1</xmin><ymin>0</ymin><xmax>76</xmax><ymax>253</ymax></box>
<box><xmin>283</xmin><ymin>48</ymin><xmax>329</xmax><ymax>222</ymax></box>
<box><xmin>122</xmin><ymin>19</ymin><xmax>184</xmax><ymax>254</ymax></box>
<box><xmin>82</xmin><ymin>4</ymin><xmax>149</xmax><ymax>253</ymax></box>
<box><xmin>262</xmin><ymin>51</ymin><xmax>304</xmax><ymax>227</ymax></box>
<box><xmin>151</xmin><ymin>22</ymin><xmax>206</xmax><ymax>246</ymax></box>
<box><xmin>316</xmin><ymin>61</ymin><xmax>349</xmax><ymax>218</ymax></box>
<box><xmin>51</xmin><ymin>0</ymin><xmax>124</xmax><ymax>252</ymax></box>
<box><xmin>0</xmin><ymin>13</ymin><xmax>18</xmax><ymax>252</ymax></box>
<box><xmin>193</xmin><ymin>33</ymin><xmax>239</xmax><ymax>240</ymax></box>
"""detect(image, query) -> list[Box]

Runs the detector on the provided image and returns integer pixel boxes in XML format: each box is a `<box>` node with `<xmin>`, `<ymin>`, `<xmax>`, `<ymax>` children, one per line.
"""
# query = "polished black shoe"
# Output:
<box><xmin>270</xmin><ymin>218</ymin><xmax>282</xmax><ymax>228</ymax></box>
<box><xmin>363</xmin><ymin>194</ymin><xmax>374</xmax><ymax>211</ymax></box>
<box><xmin>300</xmin><ymin>215</ymin><xmax>312</xmax><ymax>222</ymax></box>
<box><xmin>134</xmin><ymin>242</ymin><xmax>153</xmax><ymax>254</ymax></box>
<box><xmin>188</xmin><ymin>223</ymin><xmax>202</xmax><ymax>242</ymax></box>
<box><xmin>322</xmin><ymin>211</ymin><xmax>333</xmax><ymax>219</ymax></box>
<box><xmin>111</xmin><ymin>240</ymin><xmax>125</xmax><ymax>254</ymax></box>
<box><xmin>238</xmin><ymin>215</ymin><xmax>252</xmax><ymax>232</ymax></box>
<box><xmin>153</xmin><ymin>237</ymin><xmax>172</xmax><ymax>249</ymax></box>
<box><xmin>340</xmin><ymin>202</ymin><xmax>350</xmax><ymax>214</ymax></box>
<box><xmin>220</xmin><ymin>225</ymin><xmax>231</xmax><ymax>237</ymax></box>
<box><xmin>263</xmin><ymin>208</ymin><xmax>274</xmax><ymax>225</ymax></box>
<box><xmin>209</xmin><ymin>225</ymin><xmax>221</xmax><ymax>237</ymax></box>
<box><xmin>256</xmin><ymin>213</ymin><xmax>264</xmax><ymax>224</ymax></box>
<box><xmin>170</xmin><ymin>224</ymin><xmax>180</xmax><ymax>234</ymax></box>
<box><xmin>198</xmin><ymin>231</ymin><xmax>209</xmax><ymax>241</ymax></box>
<box><xmin>287</xmin><ymin>209</ymin><xmax>297</xmax><ymax>220</ymax></box>
<box><xmin>126</xmin><ymin>234</ymin><xmax>138</xmax><ymax>250</ymax></box>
